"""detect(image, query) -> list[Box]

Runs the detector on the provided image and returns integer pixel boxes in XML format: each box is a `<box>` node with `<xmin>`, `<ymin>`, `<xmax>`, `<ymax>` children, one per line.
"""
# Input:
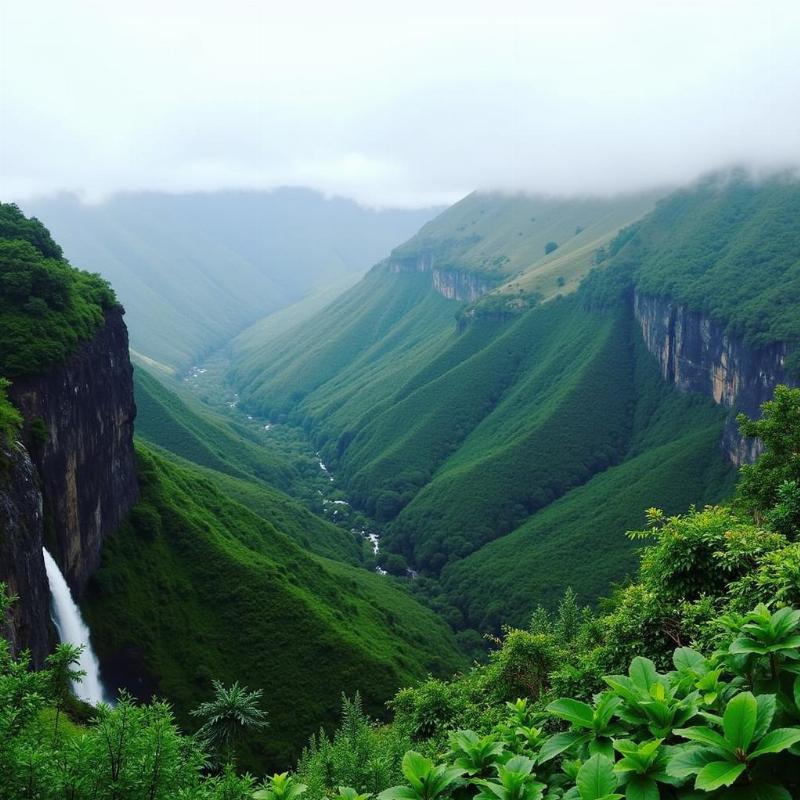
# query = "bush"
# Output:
<box><xmin>0</xmin><ymin>204</ymin><xmax>119</xmax><ymax>377</ymax></box>
<box><xmin>0</xmin><ymin>378</ymin><xmax>21</xmax><ymax>441</ymax></box>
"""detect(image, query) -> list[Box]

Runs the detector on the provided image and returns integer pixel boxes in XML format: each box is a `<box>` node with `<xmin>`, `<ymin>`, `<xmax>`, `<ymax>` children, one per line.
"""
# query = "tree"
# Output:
<box><xmin>736</xmin><ymin>385</ymin><xmax>800</xmax><ymax>534</ymax></box>
<box><xmin>544</xmin><ymin>242</ymin><xmax>558</xmax><ymax>255</ymax></box>
<box><xmin>45</xmin><ymin>642</ymin><xmax>85</xmax><ymax>740</ymax></box>
<box><xmin>190</xmin><ymin>680</ymin><xmax>268</xmax><ymax>766</ymax></box>
<box><xmin>554</xmin><ymin>588</ymin><xmax>582</xmax><ymax>644</ymax></box>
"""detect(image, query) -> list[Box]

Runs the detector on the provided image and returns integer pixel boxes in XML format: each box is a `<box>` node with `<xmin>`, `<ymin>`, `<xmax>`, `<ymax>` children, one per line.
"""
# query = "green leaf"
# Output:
<box><xmin>588</xmin><ymin>737</ymin><xmax>615</xmax><ymax>761</ymax></box>
<box><xmin>729</xmin><ymin>638</ymin><xmax>768</xmax><ymax>655</ymax></box>
<box><xmin>577</xmin><ymin>755</ymin><xmax>617</xmax><ymax>800</ymax></box>
<box><xmin>623</xmin><ymin>775</ymin><xmax>659</xmax><ymax>800</ymax></box>
<box><xmin>673</xmin><ymin>726</ymin><xmax>732</xmax><ymax>755</ymax></box>
<box><xmin>629</xmin><ymin>658</ymin><xmax>659</xmax><ymax>692</ymax></box>
<box><xmin>749</xmin><ymin>727</ymin><xmax>800</xmax><ymax>758</ymax></box>
<box><xmin>665</xmin><ymin>745</ymin><xmax>719</xmax><ymax>779</ymax></box>
<box><xmin>723</xmin><ymin>692</ymin><xmax>758</xmax><ymax>751</ymax></box>
<box><xmin>504</xmin><ymin>755</ymin><xmax>535</xmax><ymax>775</ymax></box>
<box><xmin>594</xmin><ymin>693</ymin><xmax>623</xmax><ymax>729</ymax></box>
<box><xmin>537</xmin><ymin>731</ymin><xmax>591</xmax><ymax>764</ymax></box>
<box><xmin>754</xmin><ymin>694</ymin><xmax>777</xmax><ymax>741</ymax></box>
<box><xmin>377</xmin><ymin>788</ymin><xmax>418</xmax><ymax>800</ymax></box>
<box><xmin>694</xmin><ymin>760</ymin><xmax>746</xmax><ymax>791</ymax></box>
<box><xmin>673</xmin><ymin>648</ymin><xmax>706</xmax><ymax>673</ymax></box>
<box><xmin>401</xmin><ymin>751</ymin><xmax>431</xmax><ymax>790</ymax></box>
<box><xmin>547</xmin><ymin>698</ymin><xmax>595</xmax><ymax>728</ymax></box>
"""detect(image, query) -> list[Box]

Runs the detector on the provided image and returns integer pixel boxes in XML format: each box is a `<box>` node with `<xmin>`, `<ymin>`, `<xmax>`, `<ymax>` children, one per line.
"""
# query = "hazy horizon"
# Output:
<box><xmin>2</xmin><ymin>1</ymin><xmax>799</xmax><ymax>208</ymax></box>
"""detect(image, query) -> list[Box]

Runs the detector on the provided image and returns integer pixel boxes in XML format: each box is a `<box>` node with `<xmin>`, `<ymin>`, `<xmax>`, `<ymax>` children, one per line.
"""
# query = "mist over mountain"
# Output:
<box><xmin>23</xmin><ymin>188</ymin><xmax>439</xmax><ymax>372</ymax></box>
<box><xmin>4</xmin><ymin>2</ymin><xmax>800</xmax><ymax>797</ymax></box>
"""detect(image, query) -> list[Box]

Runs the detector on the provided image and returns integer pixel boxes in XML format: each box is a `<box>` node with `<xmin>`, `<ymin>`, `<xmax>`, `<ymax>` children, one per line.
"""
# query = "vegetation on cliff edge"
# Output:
<box><xmin>0</xmin><ymin>202</ymin><xmax>118</xmax><ymax>378</ymax></box>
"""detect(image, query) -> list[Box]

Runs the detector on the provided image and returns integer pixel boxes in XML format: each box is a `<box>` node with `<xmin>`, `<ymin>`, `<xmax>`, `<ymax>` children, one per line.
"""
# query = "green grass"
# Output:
<box><xmin>389</xmin><ymin>190</ymin><xmax>660</xmax><ymax>291</ymax></box>
<box><xmin>25</xmin><ymin>190</ymin><xmax>438</xmax><ymax>372</ymax></box>
<box><xmin>0</xmin><ymin>203</ymin><xmax>118</xmax><ymax>377</ymax></box>
<box><xmin>84</xmin><ymin>444</ymin><xmax>465</xmax><ymax>772</ymax></box>
<box><xmin>134</xmin><ymin>366</ymin><xmax>364</xmax><ymax>563</ymax></box>
<box><xmin>134</xmin><ymin>367</ymin><xmax>296</xmax><ymax>489</ymax></box>
<box><xmin>441</xmin><ymin>339</ymin><xmax>737</xmax><ymax>630</ymax></box>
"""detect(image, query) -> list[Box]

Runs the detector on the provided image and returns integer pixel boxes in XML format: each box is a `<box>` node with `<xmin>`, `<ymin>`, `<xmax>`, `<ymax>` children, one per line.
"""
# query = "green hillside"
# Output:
<box><xmin>610</xmin><ymin>170</ymin><xmax>800</xmax><ymax>357</ymax></box>
<box><xmin>440</xmin><ymin>344</ymin><xmax>737</xmax><ymax>629</ymax></box>
<box><xmin>388</xmin><ymin>189</ymin><xmax>660</xmax><ymax>297</ymax></box>
<box><xmin>233</xmin><ymin>273</ymin><xmax>363</xmax><ymax>354</ymax></box>
<box><xmin>227</xmin><ymin>251</ymin><xmax>736</xmax><ymax>631</ymax></box>
<box><xmin>84</xmin><ymin>443</ymin><xmax>464</xmax><ymax>771</ymax></box>
<box><xmin>369</xmin><ymin>302</ymin><xmax>732</xmax><ymax>573</ymax></box>
<box><xmin>25</xmin><ymin>190</ymin><xmax>438</xmax><ymax>372</ymax></box>
<box><xmin>134</xmin><ymin>367</ymin><xmax>296</xmax><ymax>489</ymax></box>
<box><xmin>231</xmin><ymin>267</ymin><xmax>457</xmax><ymax>418</ymax></box>
<box><xmin>133</xmin><ymin>366</ymin><xmax>363</xmax><ymax>563</ymax></box>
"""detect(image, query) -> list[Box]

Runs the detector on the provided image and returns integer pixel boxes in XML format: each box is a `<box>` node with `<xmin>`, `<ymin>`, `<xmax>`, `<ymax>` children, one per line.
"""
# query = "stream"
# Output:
<box><xmin>184</xmin><ymin>358</ymin><xmax>389</xmax><ymax>575</ymax></box>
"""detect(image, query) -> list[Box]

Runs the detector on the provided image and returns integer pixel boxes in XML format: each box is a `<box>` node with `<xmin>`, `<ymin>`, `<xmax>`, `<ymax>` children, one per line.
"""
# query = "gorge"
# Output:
<box><xmin>1</xmin><ymin>171</ymin><xmax>799</xmax><ymax>775</ymax></box>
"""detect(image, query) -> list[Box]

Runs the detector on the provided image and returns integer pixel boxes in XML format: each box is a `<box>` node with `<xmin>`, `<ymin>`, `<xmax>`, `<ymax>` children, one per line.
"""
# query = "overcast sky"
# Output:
<box><xmin>1</xmin><ymin>0</ymin><xmax>799</xmax><ymax>208</ymax></box>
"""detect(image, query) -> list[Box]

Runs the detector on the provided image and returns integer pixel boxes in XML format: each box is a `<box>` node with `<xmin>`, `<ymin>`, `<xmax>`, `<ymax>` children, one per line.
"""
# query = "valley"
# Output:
<box><xmin>2</xmin><ymin>170</ymin><xmax>800</xmax><ymax>794</ymax></box>
<box><xmin>4</xmin><ymin>6</ymin><xmax>800</xmax><ymax>796</ymax></box>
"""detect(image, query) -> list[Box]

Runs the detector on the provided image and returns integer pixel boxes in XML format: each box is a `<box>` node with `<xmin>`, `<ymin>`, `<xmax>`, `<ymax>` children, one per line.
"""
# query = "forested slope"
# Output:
<box><xmin>85</xmin><ymin>443</ymin><xmax>464</xmax><ymax>771</ymax></box>
<box><xmin>226</xmin><ymin>184</ymin><xmax>760</xmax><ymax>627</ymax></box>
<box><xmin>133</xmin><ymin>366</ymin><xmax>363</xmax><ymax>563</ymax></box>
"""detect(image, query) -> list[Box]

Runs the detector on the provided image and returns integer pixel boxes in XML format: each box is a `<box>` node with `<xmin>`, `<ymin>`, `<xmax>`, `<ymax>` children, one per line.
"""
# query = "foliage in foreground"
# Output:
<box><xmin>288</xmin><ymin>387</ymin><xmax>800</xmax><ymax>800</ymax></box>
<box><xmin>0</xmin><ymin>589</ymin><xmax>256</xmax><ymax>800</ymax></box>
<box><xmin>2</xmin><ymin>380</ymin><xmax>799</xmax><ymax>798</ymax></box>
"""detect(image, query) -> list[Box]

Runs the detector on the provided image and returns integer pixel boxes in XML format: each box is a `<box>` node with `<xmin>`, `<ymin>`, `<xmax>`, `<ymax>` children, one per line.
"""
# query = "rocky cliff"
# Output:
<box><xmin>0</xmin><ymin>439</ymin><xmax>52</xmax><ymax>665</ymax></box>
<box><xmin>633</xmin><ymin>291</ymin><xmax>795</xmax><ymax>464</ymax></box>
<box><xmin>388</xmin><ymin>253</ymin><xmax>495</xmax><ymax>302</ymax></box>
<box><xmin>8</xmin><ymin>309</ymin><xmax>138</xmax><ymax>596</ymax></box>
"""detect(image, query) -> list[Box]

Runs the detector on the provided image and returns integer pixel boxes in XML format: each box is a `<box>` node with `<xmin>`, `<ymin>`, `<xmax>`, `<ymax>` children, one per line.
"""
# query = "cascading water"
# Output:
<box><xmin>42</xmin><ymin>547</ymin><xmax>112</xmax><ymax>705</ymax></box>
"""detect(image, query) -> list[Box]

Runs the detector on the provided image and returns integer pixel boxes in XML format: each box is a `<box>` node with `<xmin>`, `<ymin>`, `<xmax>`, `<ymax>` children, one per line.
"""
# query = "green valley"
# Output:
<box><xmin>85</xmin><ymin>441</ymin><xmax>464</xmax><ymax>770</ymax></box>
<box><xmin>133</xmin><ymin>365</ymin><xmax>365</xmax><ymax>563</ymax></box>
<box><xmin>226</xmin><ymin>173</ymin><xmax>800</xmax><ymax>635</ymax></box>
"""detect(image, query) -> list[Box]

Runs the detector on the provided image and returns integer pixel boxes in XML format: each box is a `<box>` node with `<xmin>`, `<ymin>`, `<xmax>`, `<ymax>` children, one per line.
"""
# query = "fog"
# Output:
<box><xmin>2</xmin><ymin>0</ymin><xmax>799</xmax><ymax>207</ymax></box>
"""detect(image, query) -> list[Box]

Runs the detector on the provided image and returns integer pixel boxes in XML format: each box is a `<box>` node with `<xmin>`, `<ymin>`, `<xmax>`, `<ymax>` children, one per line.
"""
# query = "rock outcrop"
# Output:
<box><xmin>388</xmin><ymin>253</ymin><xmax>495</xmax><ymax>303</ymax></box>
<box><xmin>0</xmin><ymin>439</ymin><xmax>52</xmax><ymax>666</ymax></box>
<box><xmin>8</xmin><ymin>308</ymin><xmax>138</xmax><ymax>596</ymax></box>
<box><xmin>633</xmin><ymin>291</ymin><xmax>795</xmax><ymax>464</ymax></box>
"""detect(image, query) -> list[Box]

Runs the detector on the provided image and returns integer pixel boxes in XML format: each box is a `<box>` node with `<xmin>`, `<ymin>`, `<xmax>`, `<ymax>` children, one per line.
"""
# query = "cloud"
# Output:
<box><xmin>1</xmin><ymin>0</ymin><xmax>799</xmax><ymax>207</ymax></box>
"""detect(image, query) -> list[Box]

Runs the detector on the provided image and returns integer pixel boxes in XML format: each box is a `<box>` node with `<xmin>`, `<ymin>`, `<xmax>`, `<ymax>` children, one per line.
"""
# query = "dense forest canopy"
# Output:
<box><xmin>0</xmin><ymin>202</ymin><xmax>117</xmax><ymax>377</ymax></box>
<box><xmin>609</xmin><ymin>172</ymin><xmax>800</xmax><ymax>356</ymax></box>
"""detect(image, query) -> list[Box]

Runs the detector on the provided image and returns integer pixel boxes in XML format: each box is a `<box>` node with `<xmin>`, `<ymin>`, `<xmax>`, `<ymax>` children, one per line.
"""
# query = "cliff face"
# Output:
<box><xmin>633</xmin><ymin>291</ymin><xmax>794</xmax><ymax>464</ymax></box>
<box><xmin>8</xmin><ymin>309</ymin><xmax>138</xmax><ymax>596</ymax></box>
<box><xmin>0</xmin><ymin>440</ymin><xmax>51</xmax><ymax>665</ymax></box>
<box><xmin>388</xmin><ymin>253</ymin><xmax>494</xmax><ymax>302</ymax></box>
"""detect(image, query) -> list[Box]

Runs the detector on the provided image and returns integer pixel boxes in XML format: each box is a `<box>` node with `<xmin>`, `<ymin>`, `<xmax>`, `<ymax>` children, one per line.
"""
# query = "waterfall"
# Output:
<box><xmin>42</xmin><ymin>548</ymin><xmax>112</xmax><ymax>705</ymax></box>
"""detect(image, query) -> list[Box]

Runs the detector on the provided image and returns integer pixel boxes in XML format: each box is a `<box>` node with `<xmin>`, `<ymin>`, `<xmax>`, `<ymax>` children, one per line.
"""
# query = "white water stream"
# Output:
<box><xmin>42</xmin><ymin>548</ymin><xmax>112</xmax><ymax>705</ymax></box>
